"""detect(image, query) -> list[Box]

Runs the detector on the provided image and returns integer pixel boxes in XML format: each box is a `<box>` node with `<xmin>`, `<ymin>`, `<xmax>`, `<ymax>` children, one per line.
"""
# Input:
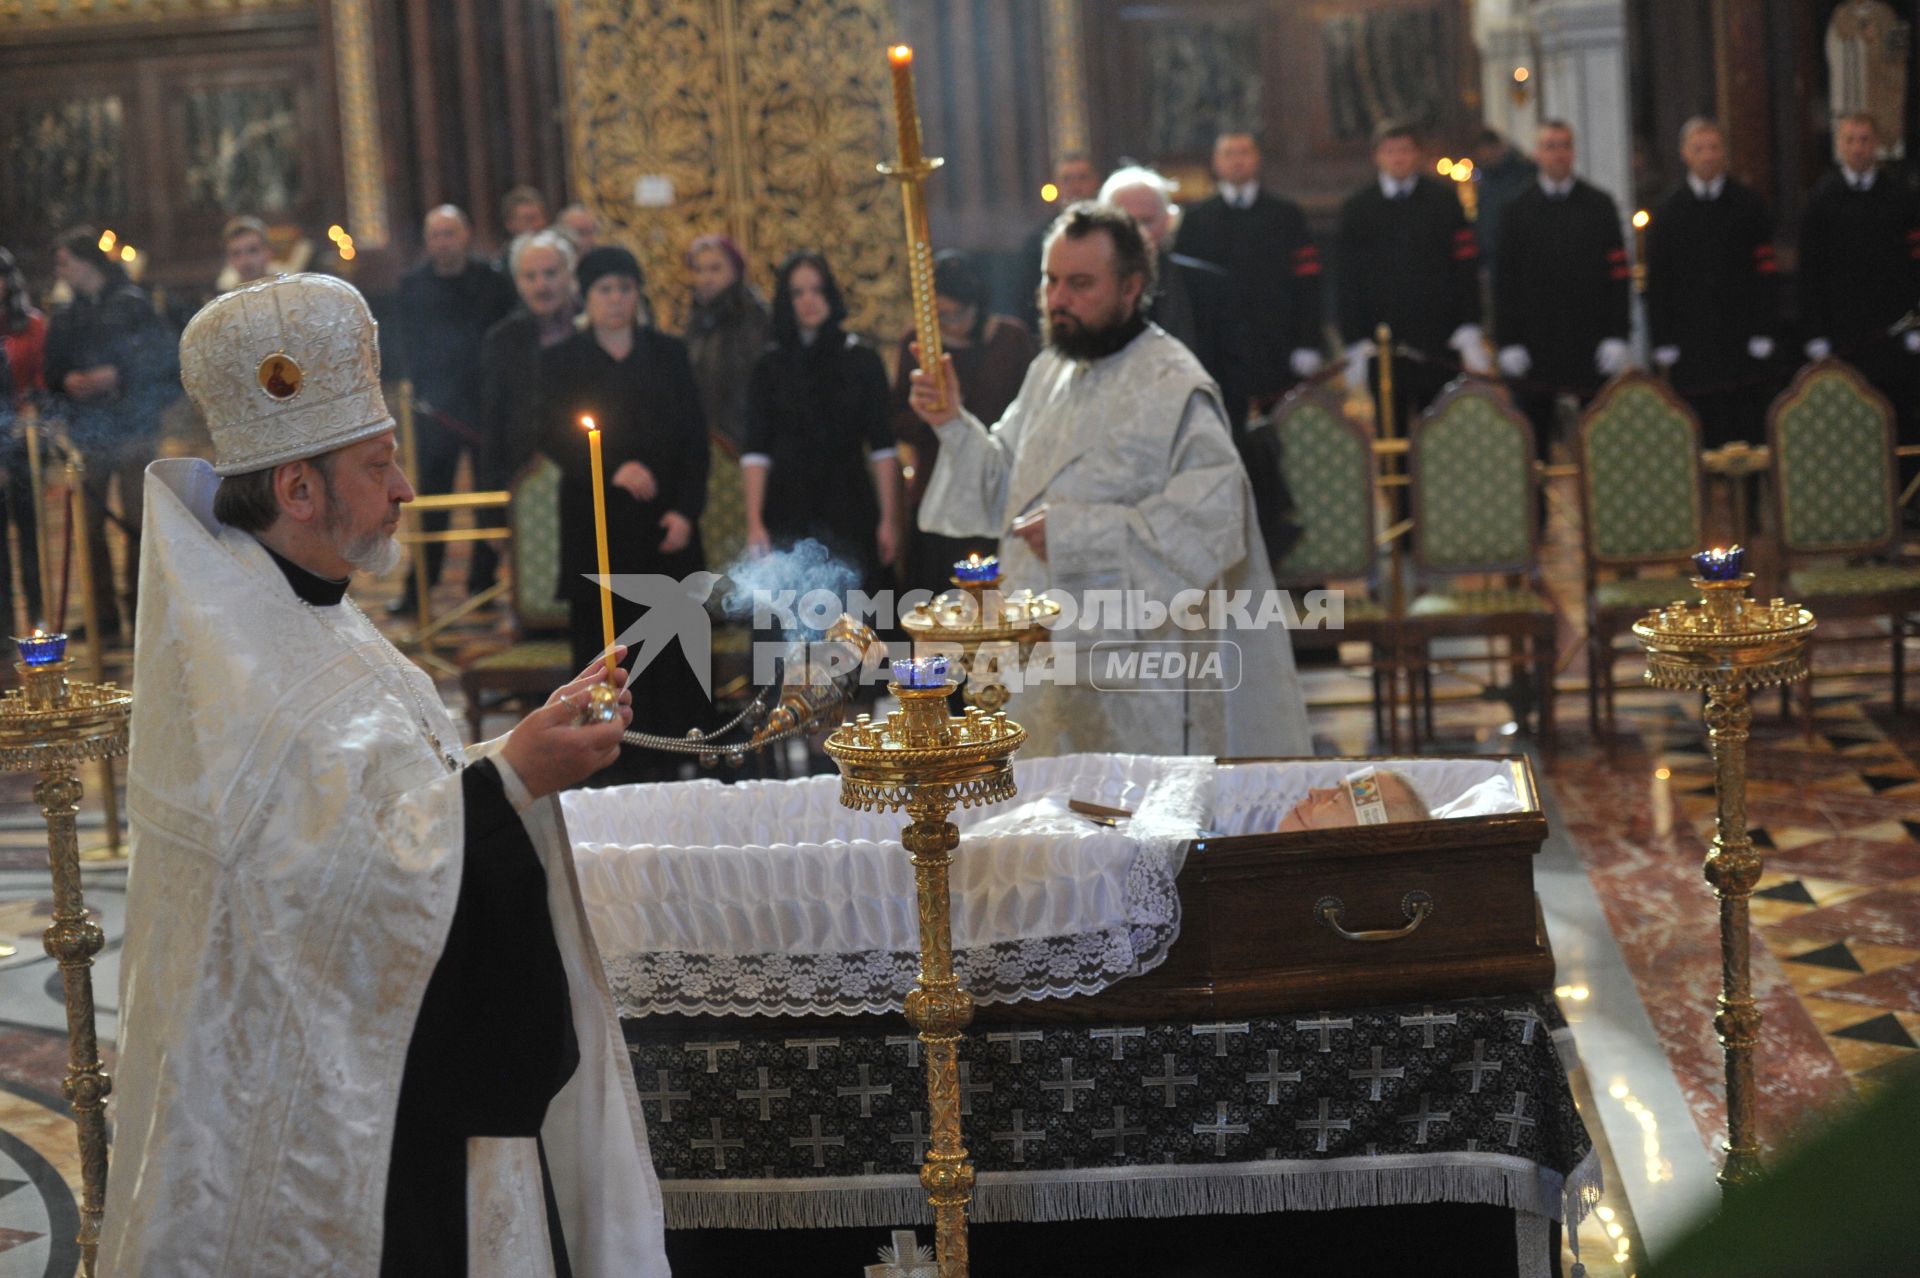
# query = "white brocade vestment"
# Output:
<box><xmin>103</xmin><ymin>458</ymin><xmax>667</xmax><ymax>1276</ymax></box>
<box><xmin>919</xmin><ymin>323</ymin><xmax>1312</xmax><ymax>757</ymax></box>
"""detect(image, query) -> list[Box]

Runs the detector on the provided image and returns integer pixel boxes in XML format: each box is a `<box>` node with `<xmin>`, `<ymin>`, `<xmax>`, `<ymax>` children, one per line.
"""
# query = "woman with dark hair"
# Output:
<box><xmin>0</xmin><ymin>246</ymin><xmax>46</xmax><ymax>631</ymax></box>
<box><xmin>540</xmin><ymin>246</ymin><xmax>711</xmax><ymax>780</ymax></box>
<box><xmin>888</xmin><ymin>249</ymin><xmax>1036</xmax><ymax>592</ymax></box>
<box><xmin>742</xmin><ymin>251</ymin><xmax>900</xmax><ymax>589</ymax></box>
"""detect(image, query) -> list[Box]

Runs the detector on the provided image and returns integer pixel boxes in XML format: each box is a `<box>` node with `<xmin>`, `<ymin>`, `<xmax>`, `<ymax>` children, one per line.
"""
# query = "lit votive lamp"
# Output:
<box><xmin>15</xmin><ymin>630</ymin><xmax>68</xmax><ymax>667</ymax></box>
<box><xmin>952</xmin><ymin>554</ymin><xmax>999</xmax><ymax>583</ymax></box>
<box><xmin>1693</xmin><ymin>546</ymin><xmax>1746</xmax><ymax>581</ymax></box>
<box><xmin>890</xmin><ymin>654</ymin><xmax>950</xmax><ymax>689</ymax></box>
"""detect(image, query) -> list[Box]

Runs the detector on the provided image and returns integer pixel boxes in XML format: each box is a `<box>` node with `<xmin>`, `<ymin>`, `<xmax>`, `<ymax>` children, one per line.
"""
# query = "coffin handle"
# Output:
<box><xmin>1314</xmin><ymin>891</ymin><xmax>1433</xmax><ymax>942</ymax></box>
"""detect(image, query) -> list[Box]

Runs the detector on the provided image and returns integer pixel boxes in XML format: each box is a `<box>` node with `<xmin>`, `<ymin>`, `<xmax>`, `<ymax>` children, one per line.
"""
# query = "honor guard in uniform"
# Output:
<box><xmin>1646</xmin><ymin>117</ymin><xmax>1781</xmax><ymax>447</ymax></box>
<box><xmin>1493</xmin><ymin>119</ymin><xmax>1633</xmax><ymax>458</ymax></box>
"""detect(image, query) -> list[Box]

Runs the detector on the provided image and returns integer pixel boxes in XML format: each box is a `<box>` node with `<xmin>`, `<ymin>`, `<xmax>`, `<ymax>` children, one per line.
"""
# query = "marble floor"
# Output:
<box><xmin>0</xmin><ymin>465</ymin><xmax>1913</xmax><ymax>1277</ymax></box>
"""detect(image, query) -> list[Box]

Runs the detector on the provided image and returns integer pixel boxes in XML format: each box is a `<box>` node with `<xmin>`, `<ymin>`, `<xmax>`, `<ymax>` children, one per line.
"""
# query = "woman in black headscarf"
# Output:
<box><xmin>540</xmin><ymin>246</ymin><xmax>711</xmax><ymax>777</ymax></box>
<box><xmin>741</xmin><ymin>251</ymin><xmax>900</xmax><ymax>590</ymax></box>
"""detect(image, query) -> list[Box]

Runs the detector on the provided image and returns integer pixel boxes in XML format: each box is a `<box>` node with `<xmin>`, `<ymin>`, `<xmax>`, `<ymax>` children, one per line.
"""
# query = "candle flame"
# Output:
<box><xmin>1512</xmin><ymin>66</ymin><xmax>1530</xmax><ymax>83</ymax></box>
<box><xmin>1632</xmin><ymin>209</ymin><xmax>1651</xmax><ymax>228</ymax></box>
<box><xmin>29</xmin><ymin>628</ymin><xmax>46</xmax><ymax>639</ymax></box>
<box><xmin>1436</xmin><ymin>158</ymin><xmax>1453</xmax><ymax>176</ymax></box>
<box><xmin>581</xmin><ymin>414</ymin><xmax>597</xmax><ymax>432</ymax></box>
<box><xmin>888</xmin><ymin>43</ymin><xmax>912</xmax><ymax>66</ymax></box>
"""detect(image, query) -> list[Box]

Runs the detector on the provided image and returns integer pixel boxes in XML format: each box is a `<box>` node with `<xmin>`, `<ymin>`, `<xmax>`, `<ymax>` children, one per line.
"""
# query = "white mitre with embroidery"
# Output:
<box><xmin>103</xmin><ymin>277</ymin><xmax>667</xmax><ymax>1275</ymax></box>
<box><xmin>179</xmin><ymin>271</ymin><xmax>395</xmax><ymax>474</ymax></box>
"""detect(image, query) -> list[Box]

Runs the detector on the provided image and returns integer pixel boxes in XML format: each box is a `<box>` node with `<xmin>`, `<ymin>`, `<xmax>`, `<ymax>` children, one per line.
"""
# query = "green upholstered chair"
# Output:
<box><xmin>461</xmin><ymin>456</ymin><xmax>573</xmax><ymax>736</ymax></box>
<box><xmin>1405</xmin><ymin>379</ymin><xmax>1558</xmax><ymax>748</ymax></box>
<box><xmin>1577</xmin><ymin>373</ymin><xmax>1704</xmax><ymax>739</ymax></box>
<box><xmin>1261</xmin><ymin>382</ymin><xmax>1404</xmax><ymax>747</ymax></box>
<box><xmin>1768</xmin><ymin>360</ymin><xmax>1920</xmax><ymax>727</ymax></box>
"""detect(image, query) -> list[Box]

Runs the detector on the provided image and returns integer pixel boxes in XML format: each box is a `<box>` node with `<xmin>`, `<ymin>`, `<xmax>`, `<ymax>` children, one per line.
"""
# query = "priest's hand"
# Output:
<box><xmin>907</xmin><ymin>344</ymin><xmax>962</xmax><ymax>428</ymax></box>
<box><xmin>1010</xmin><ymin>506</ymin><xmax>1047</xmax><ymax>561</ymax></box>
<box><xmin>552</xmin><ymin>647</ymin><xmax>633</xmax><ymax>707</ymax></box>
<box><xmin>613</xmin><ymin>460</ymin><xmax>658</xmax><ymax>502</ymax></box>
<box><xmin>658</xmin><ymin>511</ymin><xmax>692</xmax><ymax>554</ymax></box>
<box><xmin>503</xmin><ymin>689</ymin><xmax>631</xmax><ymax>798</ymax></box>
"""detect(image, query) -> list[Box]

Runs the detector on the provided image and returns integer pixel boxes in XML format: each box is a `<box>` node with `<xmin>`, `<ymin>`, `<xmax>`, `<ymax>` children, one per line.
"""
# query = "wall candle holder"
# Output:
<box><xmin>1634</xmin><ymin>571</ymin><xmax>1814</xmax><ymax>1189</ymax></box>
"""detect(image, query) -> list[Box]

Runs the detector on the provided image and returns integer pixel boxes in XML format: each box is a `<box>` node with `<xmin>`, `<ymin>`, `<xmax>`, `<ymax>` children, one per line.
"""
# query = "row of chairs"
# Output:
<box><xmin>1261</xmin><ymin>359</ymin><xmax>1920</xmax><ymax>748</ymax></box>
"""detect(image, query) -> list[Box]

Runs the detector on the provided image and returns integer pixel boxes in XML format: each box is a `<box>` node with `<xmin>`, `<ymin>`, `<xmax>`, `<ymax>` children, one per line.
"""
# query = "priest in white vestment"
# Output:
<box><xmin>910</xmin><ymin>202</ymin><xmax>1312</xmax><ymax>758</ymax></box>
<box><xmin>103</xmin><ymin>274</ymin><xmax>670</xmax><ymax>1277</ymax></box>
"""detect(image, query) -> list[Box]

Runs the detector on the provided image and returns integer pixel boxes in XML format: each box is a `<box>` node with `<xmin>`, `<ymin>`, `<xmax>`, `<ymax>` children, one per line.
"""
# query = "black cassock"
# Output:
<box><xmin>1493</xmin><ymin>179</ymin><xmax>1631</xmax><ymax>449</ymax></box>
<box><xmin>1796</xmin><ymin>166</ymin><xmax>1920</xmax><ymax>459</ymax></box>
<box><xmin>1646</xmin><ymin>179</ymin><xmax>1779</xmax><ymax>446</ymax></box>
<box><xmin>745</xmin><ymin>329</ymin><xmax>895</xmax><ymax>588</ymax></box>
<box><xmin>540</xmin><ymin>326</ymin><xmax>712</xmax><ymax>760</ymax></box>
<box><xmin>1175</xmin><ymin>190</ymin><xmax>1324</xmax><ymax>402</ymax></box>
<box><xmin>1336</xmin><ymin>176</ymin><xmax>1482</xmax><ymax>418</ymax></box>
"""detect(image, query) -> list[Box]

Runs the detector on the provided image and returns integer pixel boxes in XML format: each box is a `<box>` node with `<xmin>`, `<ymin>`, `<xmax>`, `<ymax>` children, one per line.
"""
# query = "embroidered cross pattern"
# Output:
<box><xmin>1091</xmin><ymin>1104</ymin><xmax>1147</xmax><ymax>1156</ymax></box>
<box><xmin>1193</xmin><ymin>1101</ymin><xmax>1250</xmax><ymax>1156</ymax></box>
<box><xmin>1348</xmin><ymin>1044</ymin><xmax>1407</xmax><ymax>1101</ymax></box>
<box><xmin>1040</xmin><ymin>1056</ymin><xmax>1096</xmax><ymax>1113</ymax></box>
<box><xmin>1089</xmin><ymin>1026</ymin><xmax>1146</xmax><ymax>1060</ymax></box>
<box><xmin>987</xmin><ymin>1030</ymin><xmax>1045</xmax><ymax>1064</ymax></box>
<box><xmin>885</xmin><ymin>1034</ymin><xmax>922</xmax><ymax>1067</ymax></box>
<box><xmin>689</xmin><ymin>1117</ymin><xmax>744</xmax><ymax>1170</ymax></box>
<box><xmin>1295</xmin><ymin>1097</ymin><xmax>1351</xmax><ymax>1153</ymax></box>
<box><xmin>637</xmin><ymin>1069</ymin><xmax>691</xmax><ymax>1123</ymax></box>
<box><xmin>957</xmin><ymin>1061</ymin><xmax>994</xmax><ymax>1116</ymax></box>
<box><xmin>1503</xmin><ymin>1006</ymin><xmax>1545</xmax><ymax>1045</ymax></box>
<box><xmin>1296</xmin><ymin>1014</ymin><xmax>1354</xmax><ymax>1053</ymax></box>
<box><xmin>1191</xmin><ymin>1022</ymin><xmax>1252</xmax><ymax>1057</ymax></box>
<box><xmin>1246</xmin><ymin>1049</ymin><xmax>1302</xmax><ymax>1105</ymax></box>
<box><xmin>1397</xmin><ymin>1094</ymin><xmax>1453</xmax><ymax>1145</ymax></box>
<box><xmin>785</xmin><ymin>1037</ymin><xmax>842</xmax><ymax>1070</ymax></box>
<box><xmin>890</xmin><ymin>1111</ymin><xmax>931</xmax><ymax>1163</ymax></box>
<box><xmin>1399</xmin><ymin>1007</ymin><xmax>1459</xmax><ymax>1048</ymax></box>
<box><xmin>837</xmin><ymin>1063</ymin><xmax>894</xmax><ymax>1118</ymax></box>
<box><xmin>1494</xmin><ymin>1091</ymin><xmax>1538</xmax><ymax>1147</ymax></box>
<box><xmin>684</xmin><ymin>1040</ymin><xmax>741</xmax><ymax>1074</ymax></box>
<box><xmin>1451</xmin><ymin>1038</ymin><xmax>1504</xmax><ymax>1093</ymax></box>
<box><xmin>737</xmin><ymin>1066</ymin><xmax>792</xmax><ymax>1121</ymax></box>
<box><xmin>991</xmin><ymin>1108</ymin><xmax>1047</xmax><ymax>1163</ymax></box>
<box><xmin>1141</xmin><ymin>1053</ymin><xmax>1199</xmax><ymax>1108</ymax></box>
<box><xmin>790</xmin><ymin>1114</ymin><xmax>846</xmax><ymax>1169</ymax></box>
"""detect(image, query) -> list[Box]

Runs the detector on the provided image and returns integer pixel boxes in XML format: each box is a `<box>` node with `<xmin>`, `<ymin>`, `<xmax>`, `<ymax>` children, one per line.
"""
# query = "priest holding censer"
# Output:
<box><xmin>105</xmin><ymin>273</ymin><xmax>668</xmax><ymax>1276</ymax></box>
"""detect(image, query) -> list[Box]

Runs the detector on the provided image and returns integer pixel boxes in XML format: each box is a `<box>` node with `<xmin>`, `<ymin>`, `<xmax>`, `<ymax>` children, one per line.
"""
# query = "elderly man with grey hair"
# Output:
<box><xmin>481</xmin><ymin>228</ymin><xmax>580</xmax><ymax>491</ymax></box>
<box><xmin>1099</xmin><ymin>164</ymin><xmax>1257</xmax><ymax>443</ymax></box>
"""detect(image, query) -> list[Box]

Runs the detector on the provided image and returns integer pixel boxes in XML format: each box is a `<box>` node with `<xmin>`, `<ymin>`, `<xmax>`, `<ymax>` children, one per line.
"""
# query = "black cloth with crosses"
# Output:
<box><xmin>626</xmin><ymin>995</ymin><xmax>1586</xmax><ymax>1188</ymax></box>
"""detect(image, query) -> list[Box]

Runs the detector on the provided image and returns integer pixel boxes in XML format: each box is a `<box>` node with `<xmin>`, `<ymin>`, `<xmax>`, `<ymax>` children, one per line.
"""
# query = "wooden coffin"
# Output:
<box><xmin>639</xmin><ymin>755</ymin><xmax>1555</xmax><ymax>1038</ymax></box>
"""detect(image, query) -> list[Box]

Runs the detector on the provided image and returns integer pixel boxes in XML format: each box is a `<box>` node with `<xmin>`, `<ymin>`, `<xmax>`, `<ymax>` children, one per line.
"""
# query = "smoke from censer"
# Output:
<box><xmin>718</xmin><ymin>537</ymin><xmax>863</xmax><ymax>640</ymax></box>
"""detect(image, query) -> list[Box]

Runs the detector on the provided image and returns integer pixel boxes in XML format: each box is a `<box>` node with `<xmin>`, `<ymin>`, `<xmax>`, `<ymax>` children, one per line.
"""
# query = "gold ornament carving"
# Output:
<box><xmin>558</xmin><ymin>0</ymin><xmax>908</xmax><ymax>344</ymax></box>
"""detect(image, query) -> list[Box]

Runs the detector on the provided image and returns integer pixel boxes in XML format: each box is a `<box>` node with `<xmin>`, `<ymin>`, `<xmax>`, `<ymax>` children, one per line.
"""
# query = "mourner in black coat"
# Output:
<box><xmin>541</xmin><ymin>248</ymin><xmax>711</xmax><ymax>775</ymax></box>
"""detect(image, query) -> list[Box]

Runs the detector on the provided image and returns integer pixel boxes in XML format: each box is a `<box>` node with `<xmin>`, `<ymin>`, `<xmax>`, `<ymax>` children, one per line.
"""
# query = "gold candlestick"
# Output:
<box><xmin>0</xmin><ymin>642</ymin><xmax>132</xmax><ymax>1277</ymax></box>
<box><xmin>826</xmin><ymin>681</ymin><xmax>1024</xmax><ymax>1278</ymax></box>
<box><xmin>880</xmin><ymin>44</ymin><xmax>949</xmax><ymax>415</ymax></box>
<box><xmin>1635</xmin><ymin>570</ymin><xmax>1814</xmax><ymax>1189</ymax></box>
<box><xmin>900</xmin><ymin>561</ymin><xmax>1059</xmax><ymax>712</ymax></box>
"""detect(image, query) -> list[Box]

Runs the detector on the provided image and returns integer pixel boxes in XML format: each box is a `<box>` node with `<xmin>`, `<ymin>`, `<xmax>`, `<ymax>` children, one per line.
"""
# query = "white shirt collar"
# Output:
<box><xmin>1218</xmin><ymin>181</ymin><xmax>1258</xmax><ymax>209</ymax></box>
<box><xmin>1687</xmin><ymin>173</ymin><xmax>1726</xmax><ymax>200</ymax></box>
<box><xmin>1378</xmin><ymin>174</ymin><xmax>1415</xmax><ymax>200</ymax></box>
<box><xmin>1539</xmin><ymin>175</ymin><xmax>1575</xmax><ymax>198</ymax></box>
<box><xmin>1842</xmin><ymin>165</ymin><xmax>1877</xmax><ymax>191</ymax></box>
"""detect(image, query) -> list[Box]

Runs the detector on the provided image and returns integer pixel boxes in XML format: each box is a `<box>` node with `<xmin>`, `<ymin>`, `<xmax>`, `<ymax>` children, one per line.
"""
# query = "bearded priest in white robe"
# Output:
<box><xmin>910</xmin><ymin>202</ymin><xmax>1312</xmax><ymax>758</ymax></box>
<box><xmin>102</xmin><ymin>274</ymin><xmax>669</xmax><ymax>1277</ymax></box>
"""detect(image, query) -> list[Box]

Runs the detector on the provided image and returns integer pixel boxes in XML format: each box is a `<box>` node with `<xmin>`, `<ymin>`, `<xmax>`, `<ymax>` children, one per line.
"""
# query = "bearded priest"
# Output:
<box><xmin>101</xmin><ymin>274</ymin><xmax>668</xmax><ymax>1277</ymax></box>
<box><xmin>909</xmin><ymin>202</ymin><xmax>1312</xmax><ymax>757</ymax></box>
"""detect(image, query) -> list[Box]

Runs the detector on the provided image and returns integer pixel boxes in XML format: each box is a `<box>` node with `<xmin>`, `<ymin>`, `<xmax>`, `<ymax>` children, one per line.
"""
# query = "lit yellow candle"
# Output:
<box><xmin>583</xmin><ymin>415</ymin><xmax>618</xmax><ymax>682</ymax></box>
<box><xmin>888</xmin><ymin>44</ymin><xmax>922</xmax><ymax>168</ymax></box>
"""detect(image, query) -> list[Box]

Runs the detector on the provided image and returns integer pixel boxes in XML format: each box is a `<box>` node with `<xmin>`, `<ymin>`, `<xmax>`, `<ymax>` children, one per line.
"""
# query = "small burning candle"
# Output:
<box><xmin>1693</xmin><ymin>545</ymin><xmax>1746</xmax><ymax>581</ymax></box>
<box><xmin>952</xmin><ymin>553</ymin><xmax>998</xmax><ymax>583</ymax></box>
<box><xmin>582</xmin><ymin>415</ymin><xmax>618</xmax><ymax>682</ymax></box>
<box><xmin>890</xmin><ymin>654</ymin><xmax>950</xmax><ymax>689</ymax></box>
<box><xmin>15</xmin><ymin>629</ymin><xmax>67</xmax><ymax>667</ymax></box>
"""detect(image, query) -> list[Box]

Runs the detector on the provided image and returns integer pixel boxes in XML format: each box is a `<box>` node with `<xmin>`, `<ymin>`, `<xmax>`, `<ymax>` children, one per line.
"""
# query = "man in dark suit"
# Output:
<box><xmin>1016</xmin><ymin>153</ymin><xmax>1104</xmax><ymax>332</ymax></box>
<box><xmin>1492</xmin><ymin>119</ymin><xmax>1632</xmax><ymax>458</ymax></box>
<box><xmin>1101</xmin><ymin>165</ymin><xmax>1256</xmax><ymax>440</ymax></box>
<box><xmin>1336</xmin><ymin>120</ymin><xmax>1487</xmax><ymax>433</ymax></box>
<box><xmin>1797</xmin><ymin>110</ymin><xmax>1920</xmax><ymax>484</ymax></box>
<box><xmin>1174</xmin><ymin>131</ymin><xmax>1325</xmax><ymax>402</ymax></box>
<box><xmin>1646</xmin><ymin>117</ymin><xmax>1780</xmax><ymax>448</ymax></box>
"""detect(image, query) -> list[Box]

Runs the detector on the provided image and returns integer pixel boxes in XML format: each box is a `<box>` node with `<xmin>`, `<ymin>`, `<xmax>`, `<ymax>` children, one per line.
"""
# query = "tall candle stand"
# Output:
<box><xmin>1634</xmin><ymin>551</ymin><xmax>1814</xmax><ymax>1189</ymax></box>
<box><xmin>901</xmin><ymin>557</ymin><xmax>1059</xmax><ymax>712</ymax></box>
<box><xmin>825</xmin><ymin>667</ymin><xmax>1024</xmax><ymax>1278</ymax></box>
<box><xmin>0</xmin><ymin>634</ymin><xmax>132</xmax><ymax>1276</ymax></box>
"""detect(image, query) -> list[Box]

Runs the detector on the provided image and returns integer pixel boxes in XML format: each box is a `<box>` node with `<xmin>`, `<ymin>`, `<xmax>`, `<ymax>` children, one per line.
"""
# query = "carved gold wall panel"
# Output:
<box><xmin>0</xmin><ymin>0</ymin><xmax>305</xmax><ymax>32</ymax></box>
<box><xmin>1043</xmin><ymin>0</ymin><xmax>1090</xmax><ymax>161</ymax></box>
<box><xmin>559</xmin><ymin>0</ymin><xmax>907</xmax><ymax>342</ymax></box>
